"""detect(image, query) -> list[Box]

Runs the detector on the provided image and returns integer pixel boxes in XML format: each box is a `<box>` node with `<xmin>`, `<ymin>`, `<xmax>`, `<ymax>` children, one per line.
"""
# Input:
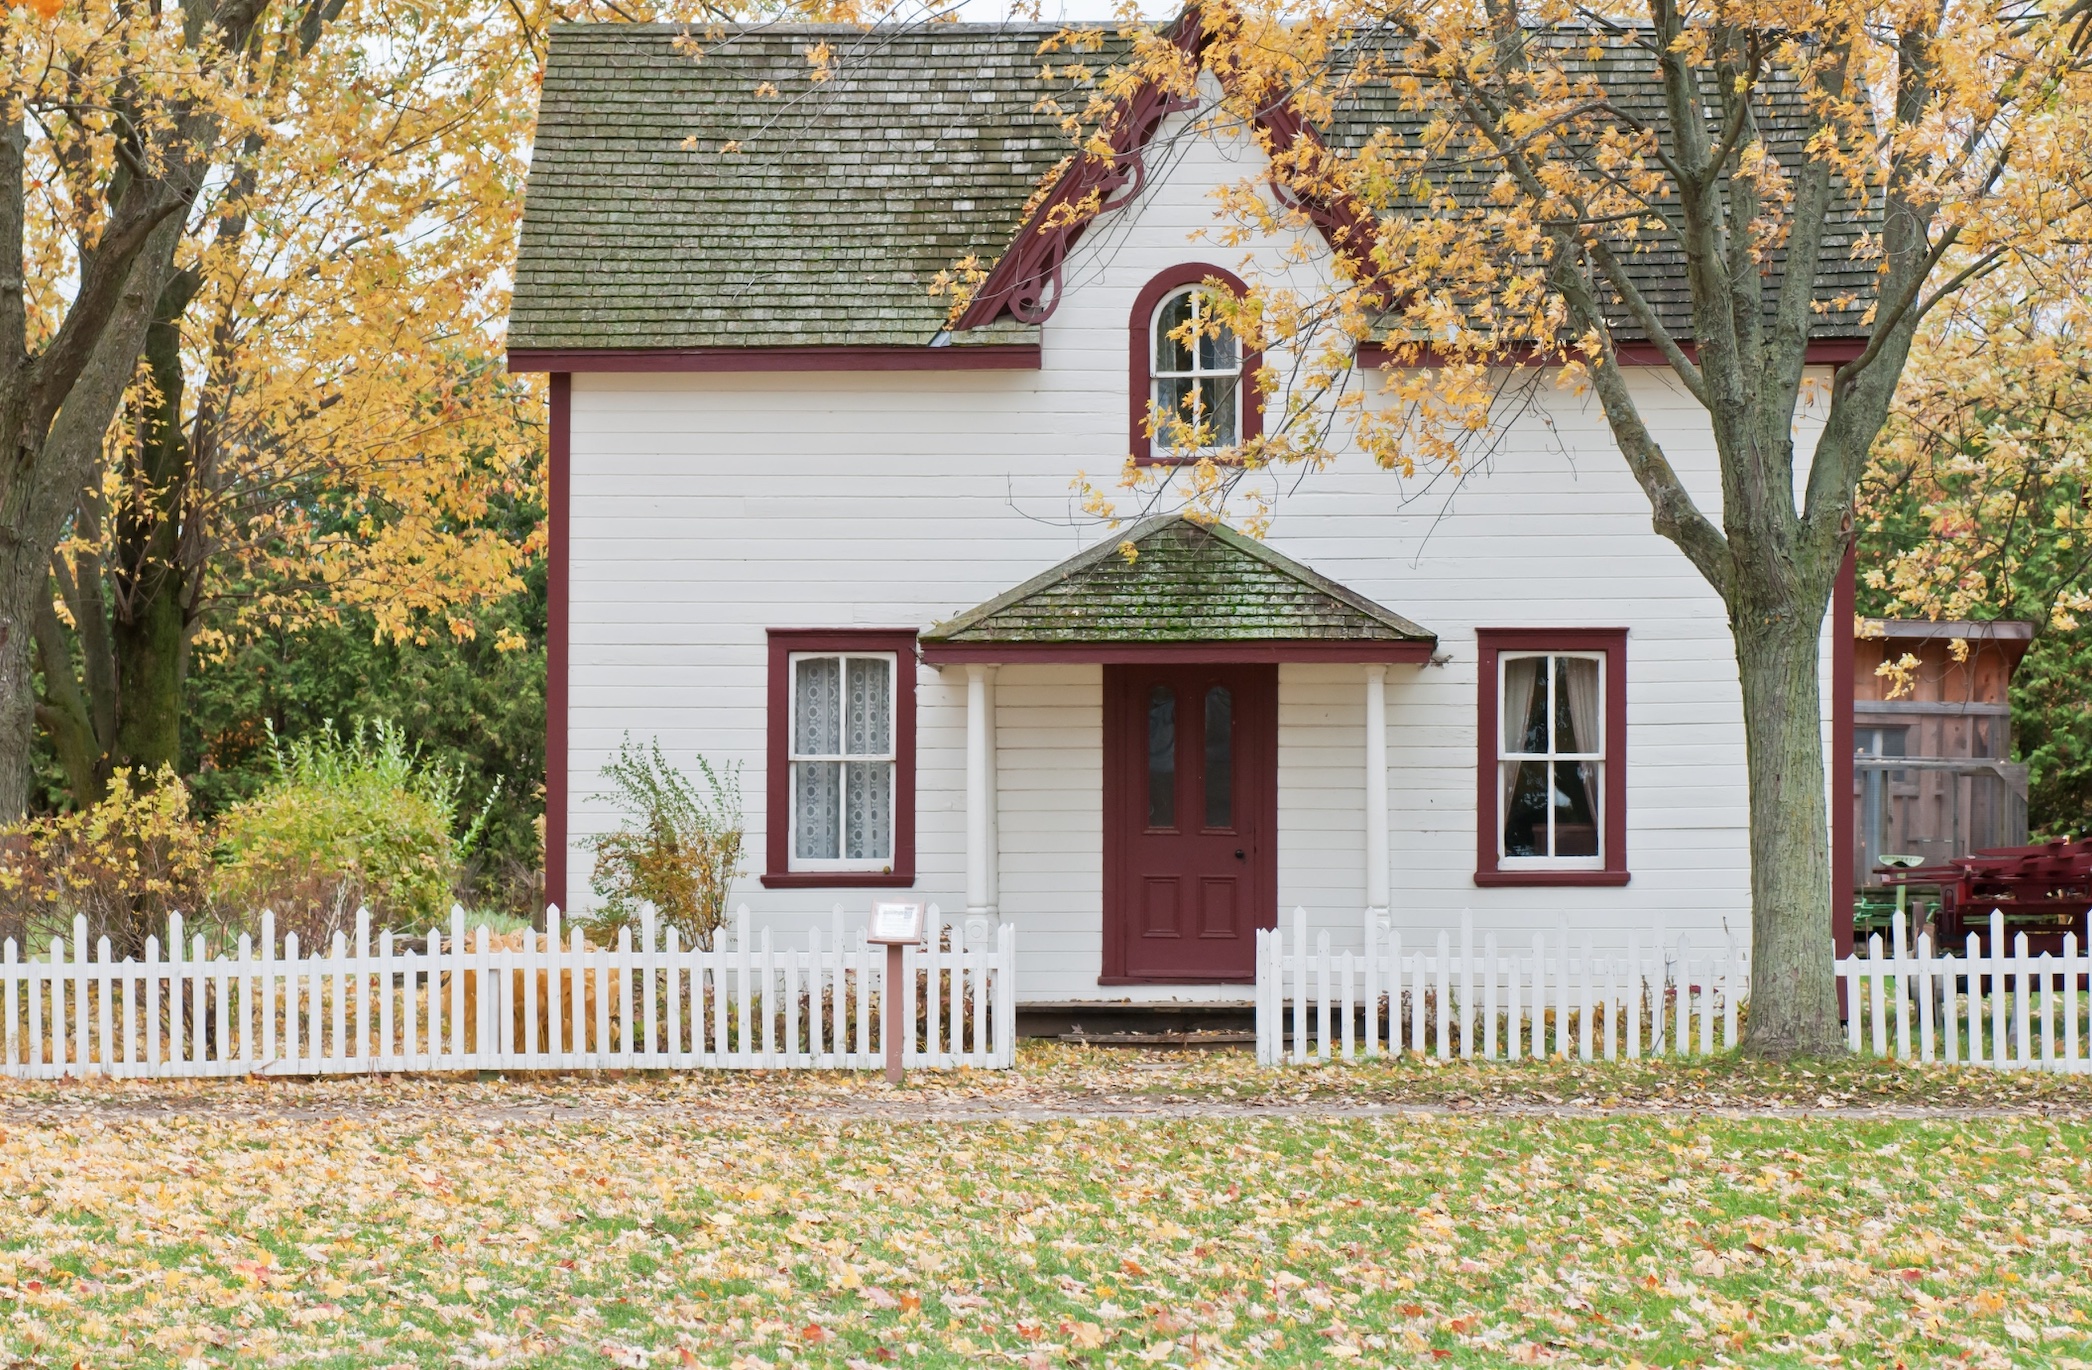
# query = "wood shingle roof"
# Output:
<box><xmin>920</xmin><ymin>516</ymin><xmax>1436</xmax><ymax>651</ymax></box>
<box><xmin>510</xmin><ymin>21</ymin><xmax>1879</xmax><ymax>354</ymax></box>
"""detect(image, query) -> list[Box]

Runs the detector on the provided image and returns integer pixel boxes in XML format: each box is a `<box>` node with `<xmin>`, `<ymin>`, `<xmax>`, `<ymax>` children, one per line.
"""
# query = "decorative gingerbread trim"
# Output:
<box><xmin>953</xmin><ymin>6</ymin><xmax>1381</xmax><ymax>333</ymax></box>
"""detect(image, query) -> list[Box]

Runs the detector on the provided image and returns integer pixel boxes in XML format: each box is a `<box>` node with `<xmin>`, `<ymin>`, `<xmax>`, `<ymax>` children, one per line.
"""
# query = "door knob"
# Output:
<box><xmin>1234</xmin><ymin>848</ymin><xmax>1246</xmax><ymax>861</ymax></box>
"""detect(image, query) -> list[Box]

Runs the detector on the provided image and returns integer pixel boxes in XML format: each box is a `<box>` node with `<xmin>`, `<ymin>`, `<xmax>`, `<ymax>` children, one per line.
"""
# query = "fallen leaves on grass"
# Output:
<box><xmin>2</xmin><ymin>1078</ymin><xmax>2092</xmax><ymax>1365</ymax></box>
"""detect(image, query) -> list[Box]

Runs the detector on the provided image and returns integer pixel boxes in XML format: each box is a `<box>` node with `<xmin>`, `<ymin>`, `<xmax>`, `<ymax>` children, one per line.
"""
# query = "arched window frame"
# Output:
<box><xmin>1128</xmin><ymin>264</ymin><xmax>1263</xmax><ymax>465</ymax></box>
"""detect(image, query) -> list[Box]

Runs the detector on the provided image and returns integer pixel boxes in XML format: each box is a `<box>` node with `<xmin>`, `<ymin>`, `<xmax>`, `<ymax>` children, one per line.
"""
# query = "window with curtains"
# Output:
<box><xmin>1498</xmin><ymin>652</ymin><xmax>1605</xmax><ymax>866</ymax></box>
<box><xmin>789</xmin><ymin>653</ymin><xmax>896</xmax><ymax>869</ymax></box>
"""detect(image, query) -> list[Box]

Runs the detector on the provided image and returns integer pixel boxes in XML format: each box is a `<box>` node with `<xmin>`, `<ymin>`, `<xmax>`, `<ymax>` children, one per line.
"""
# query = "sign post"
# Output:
<box><xmin>867</xmin><ymin>901</ymin><xmax>925</xmax><ymax>1084</ymax></box>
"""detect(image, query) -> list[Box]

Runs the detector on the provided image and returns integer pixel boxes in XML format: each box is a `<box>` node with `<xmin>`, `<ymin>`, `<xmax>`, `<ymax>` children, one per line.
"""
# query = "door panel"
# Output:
<box><xmin>1103</xmin><ymin>664</ymin><xmax>1277</xmax><ymax>981</ymax></box>
<box><xmin>1142</xmin><ymin>876</ymin><xmax>1182</xmax><ymax>938</ymax></box>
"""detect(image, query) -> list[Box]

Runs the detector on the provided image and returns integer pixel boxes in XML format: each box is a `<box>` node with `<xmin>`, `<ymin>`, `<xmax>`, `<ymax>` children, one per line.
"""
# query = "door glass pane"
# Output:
<box><xmin>1553</xmin><ymin>760</ymin><xmax>1600</xmax><ymax>857</ymax></box>
<box><xmin>845</xmin><ymin>656</ymin><xmax>891</xmax><ymax>756</ymax></box>
<box><xmin>1204</xmin><ymin>685</ymin><xmax>1233</xmax><ymax>828</ymax></box>
<box><xmin>1147</xmin><ymin>686</ymin><xmax>1176</xmax><ymax>828</ymax></box>
<box><xmin>794</xmin><ymin>656</ymin><xmax>841</xmax><ymax>755</ymax></box>
<box><xmin>794</xmin><ymin>760</ymin><xmax>841</xmax><ymax>859</ymax></box>
<box><xmin>1502</xmin><ymin>759</ymin><xmax>1549</xmax><ymax>857</ymax></box>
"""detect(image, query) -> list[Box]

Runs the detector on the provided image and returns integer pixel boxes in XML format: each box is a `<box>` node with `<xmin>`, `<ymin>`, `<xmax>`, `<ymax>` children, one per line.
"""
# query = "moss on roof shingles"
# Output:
<box><xmin>511</xmin><ymin>22</ymin><xmax>1877</xmax><ymax>352</ymax></box>
<box><xmin>511</xmin><ymin>23</ymin><xmax>1090</xmax><ymax>350</ymax></box>
<box><xmin>923</xmin><ymin>516</ymin><xmax>1437</xmax><ymax>645</ymax></box>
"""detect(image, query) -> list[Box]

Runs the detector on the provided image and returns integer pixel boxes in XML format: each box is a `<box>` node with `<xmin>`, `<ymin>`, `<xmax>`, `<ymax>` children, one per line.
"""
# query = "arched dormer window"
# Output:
<box><xmin>1129</xmin><ymin>264</ymin><xmax>1263</xmax><ymax>465</ymax></box>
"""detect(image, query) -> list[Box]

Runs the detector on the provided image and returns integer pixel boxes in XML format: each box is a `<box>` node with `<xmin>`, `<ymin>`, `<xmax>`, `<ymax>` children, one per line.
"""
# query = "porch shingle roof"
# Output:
<box><xmin>921</xmin><ymin>516</ymin><xmax>1435</xmax><ymax>647</ymax></box>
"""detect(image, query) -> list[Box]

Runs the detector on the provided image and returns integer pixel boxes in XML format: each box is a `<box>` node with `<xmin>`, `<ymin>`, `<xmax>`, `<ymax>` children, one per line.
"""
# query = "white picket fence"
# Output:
<box><xmin>0</xmin><ymin>903</ymin><xmax>1016</xmax><ymax>1079</ymax></box>
<box><xmin>1257</xmin><ymin>908</ymin><xmax>1747</xmax><ymax>1065</ymax></box>
<box><xmin>1841</xmin><ymin>909</ymin><xmax>2092</xmax><ymax>1071</ymax></box>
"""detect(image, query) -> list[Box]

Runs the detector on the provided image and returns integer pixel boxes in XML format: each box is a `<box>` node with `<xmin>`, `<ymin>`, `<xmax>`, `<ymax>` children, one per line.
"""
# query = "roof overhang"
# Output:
<box><xmin>507</xmin><ymin>343</ymin><xmax>1042</xmax><ymax>374</ymax></box>
<box><xmin>921</xmin><ymin>639</ymin><xmax>1434</xmax><ymax>665</ymax></box>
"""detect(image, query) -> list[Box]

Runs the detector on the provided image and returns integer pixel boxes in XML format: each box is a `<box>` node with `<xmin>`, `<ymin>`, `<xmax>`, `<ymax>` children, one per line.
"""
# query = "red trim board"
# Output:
<box><xmin>508</xmin><ymin>344</ymin><xmax>1040</xmax><ymax>375</ymax></box>
<box><xmin>546</xmin><ymin>373</ymin><xmax>571</xmax><ymax>916</ymax></box>
<box><xmin>761</xmin><ymin>629</ymin><xmax>920</xmax><ymax>890</ymax></box>
<box><xmin>921</xmin><ymin>640</ymin><xmax>1433</xmax><ymax>666</ymax></box>
<box><xmin>1473</xmin><ymin>628</ymin><xmax>1631</xmax><ymax>888</ymax></box>
<box><xmin>1357</xmin><ymin>339</ymin><xmax>1870</xmax><ymax>370</ymax></box>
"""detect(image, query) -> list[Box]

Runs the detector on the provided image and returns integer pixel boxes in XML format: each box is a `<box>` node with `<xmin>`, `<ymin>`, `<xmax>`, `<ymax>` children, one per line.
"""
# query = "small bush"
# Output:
<box><xmin>0</xmin><ymin>767</ymin><xmax>212</xmax><ymax>960</ymax></box>
<box><xmin>588</xmin><ymin>737</ymin><xmax>744</xmax><ymax>949</ymax></box>
<box><xmin>215</xmin><ymin>720</ymin><xmax>490</xmax><ymax>943</ymax></box>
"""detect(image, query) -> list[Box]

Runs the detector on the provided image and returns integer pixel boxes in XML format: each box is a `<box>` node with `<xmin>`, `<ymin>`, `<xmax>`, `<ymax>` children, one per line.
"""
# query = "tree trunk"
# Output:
<box><xmin>1732</xmin><ymin>597</ymin><xmax>1844</xmax><ymax>1056</ymax></box>
<box><xmin>109</xmin><ymin>275</ymin><xmax>199</xmax><ymax>781</ymax></box>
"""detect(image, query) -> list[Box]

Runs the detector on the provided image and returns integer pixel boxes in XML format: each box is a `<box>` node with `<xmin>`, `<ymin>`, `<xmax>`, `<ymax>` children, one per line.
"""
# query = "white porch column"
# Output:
<box><xmin>1364</xmin><ymin>665</ymin><xmax>1390</xmax><ymax>947</ymax></box>
<box><xmin>965</xmin><ymin>664</ymin><xmax>999</xmax><ymax>921</ymax></box>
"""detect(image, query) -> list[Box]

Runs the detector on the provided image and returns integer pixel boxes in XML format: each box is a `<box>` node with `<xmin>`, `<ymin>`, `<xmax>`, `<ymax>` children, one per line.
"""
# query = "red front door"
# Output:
<box><xmin>1103</xmin><ymin>664</ymin><xmax>1277</xmax><ymax>982</ymax></box>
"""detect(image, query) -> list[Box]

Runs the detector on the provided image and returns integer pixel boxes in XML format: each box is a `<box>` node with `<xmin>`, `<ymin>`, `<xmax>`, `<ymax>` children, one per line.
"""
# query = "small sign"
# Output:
<box><xmin>868</xmin><ymin>901</ymin><xmax>926</xmax><ymax>945</ymax></box>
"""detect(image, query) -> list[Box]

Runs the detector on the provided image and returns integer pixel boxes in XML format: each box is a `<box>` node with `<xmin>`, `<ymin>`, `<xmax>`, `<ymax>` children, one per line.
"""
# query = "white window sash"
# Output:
<box><xmin>1497</xmin><ymin>650</ymin><xmax>1607</xmax><ymax>869</ymax></box>
<box><xmin>1150</xmin><ymin>286</ymin><xmax>1241</xmax><ymax>457</ymax></box>
<box><xmin>788</xmin><ymin>651</ymin><xmax>897</xmax><ymax>871</ymax></box>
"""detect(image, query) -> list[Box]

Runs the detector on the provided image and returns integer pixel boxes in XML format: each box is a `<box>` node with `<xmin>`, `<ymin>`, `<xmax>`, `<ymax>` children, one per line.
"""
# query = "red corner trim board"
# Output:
<box><xmin>545</xmin><ymin>373</ymin><xmax>571</xmax><ymax>914</ymax></box>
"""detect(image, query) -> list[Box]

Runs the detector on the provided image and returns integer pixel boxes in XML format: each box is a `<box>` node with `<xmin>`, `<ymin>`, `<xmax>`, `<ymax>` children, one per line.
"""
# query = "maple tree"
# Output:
<box><xmin>24</xmin><ymin>0</ymin><xmax>543</xmax><ymax>809</ymax></box>
<box><xmin>2</xmin><ymin>0</ymin><xmax>290</xmax><ymax>821</ymax></box>
<box><xmin>1081</xmin><ymin>0</ymin><xmax>2092</xmax><ymax>1054</ymax></box>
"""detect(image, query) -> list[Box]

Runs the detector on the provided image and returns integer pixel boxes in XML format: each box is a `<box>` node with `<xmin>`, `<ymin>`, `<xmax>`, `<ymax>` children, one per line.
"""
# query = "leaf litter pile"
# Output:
<box><xmin>6</xmin><ymin>1048</ymin><xmax>2092</xmax><ymax>1367</ymax></box>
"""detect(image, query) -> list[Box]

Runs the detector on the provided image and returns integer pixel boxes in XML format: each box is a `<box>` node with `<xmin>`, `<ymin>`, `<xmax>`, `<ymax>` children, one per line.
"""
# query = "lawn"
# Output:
<box><xmin>5</xmin><ymin>1048</ymin><xmax>2092</xmax><ymax>1368</ymax></box>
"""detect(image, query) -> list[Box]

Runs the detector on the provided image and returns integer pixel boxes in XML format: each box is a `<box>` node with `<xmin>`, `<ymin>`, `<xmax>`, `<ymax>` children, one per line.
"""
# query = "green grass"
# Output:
<box><xmin>4</xmin><ymin>1051</ymin><xmax>2092</xmax><ymax>1366</ymax></box>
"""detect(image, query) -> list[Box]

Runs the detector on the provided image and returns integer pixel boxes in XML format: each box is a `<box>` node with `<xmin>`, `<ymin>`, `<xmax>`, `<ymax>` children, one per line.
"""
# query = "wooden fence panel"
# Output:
<box><xmin>1</xmin><ymin>903</ymin><xmax>1015</xmax><ymax>1078</ymax></box>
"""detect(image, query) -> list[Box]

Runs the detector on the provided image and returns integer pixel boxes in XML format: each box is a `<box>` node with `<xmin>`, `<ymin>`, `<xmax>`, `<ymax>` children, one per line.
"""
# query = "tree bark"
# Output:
<box><xmin>1731</xmin><ymin>592</ymin><xmax>1843</xmax><ymax>1055</ymax></box>
<box><xmin>0</xmin><ymin>217</ymin><xmax>182</xmax><ymax>813</ymax></box>
<box><xmin>108</xmin><ymin>272</ymin><xmax>202</xmax><ymax>782</ymax></box>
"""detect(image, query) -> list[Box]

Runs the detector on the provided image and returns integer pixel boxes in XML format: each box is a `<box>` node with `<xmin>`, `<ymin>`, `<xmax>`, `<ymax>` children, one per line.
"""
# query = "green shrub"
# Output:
<box><xmin>588</xmin><ymin>737</ymin><xmax>744</xmax><ymax>949</ymax></box>
<box><xmin>215</xmin><ymin>720</ymin><xmax>491</xmax><ymax>942</ymax></box>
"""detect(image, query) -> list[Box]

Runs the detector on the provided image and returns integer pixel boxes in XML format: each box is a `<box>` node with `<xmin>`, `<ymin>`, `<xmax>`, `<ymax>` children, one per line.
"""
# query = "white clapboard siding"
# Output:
<box><xmin>1257</xmin><ymin>907</ymin><xmax>1747</xmax><ymax>1065</ymax></box>
<box><xmin>1837</xmin><ymin>909</ymin><xmax>2092</xmax><ymax>1073</ymax></box>
<box><xmin>559</xmin><ymin>95</ymin><xmax>1805</xmax><ymax>994</ymax></box>
<box><xmin>0</xmin><ymin>904</ymin><xmax>1015</xmax><ymax>1079</ymax></box>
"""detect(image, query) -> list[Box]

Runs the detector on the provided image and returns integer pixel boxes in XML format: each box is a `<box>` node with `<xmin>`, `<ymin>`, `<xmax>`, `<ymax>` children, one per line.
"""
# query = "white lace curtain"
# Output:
<box><xmin>793</xmin><ymin>655</ymin><xmax>893</xmax><ymax>862</ymax></box>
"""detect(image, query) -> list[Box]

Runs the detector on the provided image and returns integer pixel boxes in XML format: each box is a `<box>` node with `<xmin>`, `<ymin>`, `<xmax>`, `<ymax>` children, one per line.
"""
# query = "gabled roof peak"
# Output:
<box><xmin>921</xmin><ymin>514</ymin><xmax>1435</xmax><ymax>660</ymax></box>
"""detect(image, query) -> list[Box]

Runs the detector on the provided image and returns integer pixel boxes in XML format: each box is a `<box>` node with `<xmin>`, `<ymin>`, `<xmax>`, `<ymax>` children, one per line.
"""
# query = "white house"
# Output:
<box><xmin>507</xmin><ymin>16</ymin><xmax>1863</xmax><ymax>1009</ymax></box>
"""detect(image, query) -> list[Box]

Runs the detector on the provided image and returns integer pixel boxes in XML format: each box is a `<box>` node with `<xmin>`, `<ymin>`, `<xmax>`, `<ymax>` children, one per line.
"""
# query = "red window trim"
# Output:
<box><xmin>762</xmin><ymin>629</ymin><xmax>919</xmax><ymax>890</ymax></box>
<box><xmin>1474</xmin><ymin>628</ymin><xmax>1629</xmax><ymax>887</ymax></box>
<box><xmin>1129</xmin><ymin>264</ymin><xmax>1265</xmax><ymax>465</ymax></box>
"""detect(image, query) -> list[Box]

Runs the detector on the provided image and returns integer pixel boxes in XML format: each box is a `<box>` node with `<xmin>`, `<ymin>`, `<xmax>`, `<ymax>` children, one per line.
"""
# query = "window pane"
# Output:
<box><xmin>794</xmin><ymin>760</ymin><xmax>841</xmax><ymax>859</ymax></box>
<box><xmin>1154</xmin><ymin>376</ymin><xmax>1195</xmax><ymax>445</ymax></box>
<box><xmin>1555</xmin><ymin>656</ymin><xmax>1600</xmax><ymax>754</ymax></box>
<box><xmin>1502</xmin><ymin>656</ymin><xmax>1546</xmax><ymax>755</ymax></box>
<box><xmin>794</xmin><ymin>657</ymin><xmax>841</xmax><ymax>755</ymax></box>
<box><xmin>1502</xmin><ymin>759</ymin><xmax>1548</xmax><ymax>857</ymax></box>
<box><xmin>845</xmin><ymin>761</ymin><xmax>893</xmax><ymax>861</ymax></box>
<box><xmin>1155</xmin><ymin>291</ymin><xmax>1196</xmax><ymax>372</ymax></box>
<box><xmin>1198</xmin><ymin>305</ymin><xmax>1238</xmax><ymax>371</ymax></box>
<box><xmin>1553</xmin><ymin>760</ymin><xmax>1600</xmax><ymax>857</ymax></box>
<box><xmin>845</xmin><ymin>656</ymin><xmax>891</xmax><ymax>756</ymax></box>
<box><xmin>1204</xmin><ymin>685</ymin><xmax>1233</xmax><ymax>829</ymax></box>
<box><xmin>1199</xmin><ymin>375</ymin><xmax>1238</xmax><ymax>446</ymax></box>
<box><xmin>1147</xmin><ymin>686</ymin><xmax>1176</xmax><ymax>828</ymax></box>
